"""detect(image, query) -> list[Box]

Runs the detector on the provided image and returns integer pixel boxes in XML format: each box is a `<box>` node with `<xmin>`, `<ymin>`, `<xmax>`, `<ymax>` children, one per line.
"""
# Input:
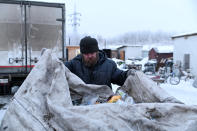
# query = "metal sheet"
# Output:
<box><xmin>0</xmin><ymin>2</ymin><xmax>64</xmax><ymax>74</ymax></box>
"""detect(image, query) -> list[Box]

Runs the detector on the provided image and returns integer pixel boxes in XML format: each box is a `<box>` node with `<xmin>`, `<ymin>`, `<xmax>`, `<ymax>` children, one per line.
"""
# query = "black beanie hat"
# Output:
<box><xmin>80</xmin><ymin>36</ymin><xmax>99</xmax><ymax>54</ymax></box>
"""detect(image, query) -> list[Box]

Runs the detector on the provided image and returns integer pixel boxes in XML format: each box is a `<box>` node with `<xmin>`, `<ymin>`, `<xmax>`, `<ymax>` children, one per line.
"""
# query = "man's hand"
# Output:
<box><xmin>126</xmin><ymin>69</ymin><xmax>136</xmax><ymax>77</ymax></box>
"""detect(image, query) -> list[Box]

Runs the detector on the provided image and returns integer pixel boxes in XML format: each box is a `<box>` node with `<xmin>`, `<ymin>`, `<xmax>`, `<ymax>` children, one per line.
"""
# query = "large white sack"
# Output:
<box><xmin>0</xmin><ymin>49</ymin><xmax>113</xmax><ymax>130</ymax></box>
<box><xmin>1</xmin><ymin>49</ymin><xmax>73</xmax><ymax>130</ymax></box>
<box><xmin>1</xmin><ymin>49</ymin><xmax>197</xmax><ymax>131</ymax></box>
<box><xmin>122</xmin><ymin>72</ymin><xmax>183</xmax><ymax>103</ymax></box>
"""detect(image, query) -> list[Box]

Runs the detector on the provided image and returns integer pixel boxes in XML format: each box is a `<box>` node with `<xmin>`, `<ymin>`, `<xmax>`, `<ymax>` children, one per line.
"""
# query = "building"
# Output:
<box><xmin>142</xmin><ymin>44</ymin><xmax>173</xmax><ymax>58</ymax></box>
<box><xmin>172</xmin><ymin>32</ymin><xmax>197</xmax><ymax>76</ymax></box>
<box><xmin>142</xmin><ymin>46</ymin><xmax>150</xmax><ymax>58</ymax></box>
<box><xmin>100</xmin><ymin>45</ymin><xmax>123</xmax><ymax>59</ymax></box>
<box><xmin>148</xmin><ymin>46</ymin><xmax>173</xmax><ymax>70</ymax></box>
<box><xmin>66</xmin><ymin>46</ymin><xmax>80</xmax><ymax>60</ymax></box>
<box><xmin>117</xmin><ymin>45</ymin><xmax>143</xmax><ymax>60</ymax></box>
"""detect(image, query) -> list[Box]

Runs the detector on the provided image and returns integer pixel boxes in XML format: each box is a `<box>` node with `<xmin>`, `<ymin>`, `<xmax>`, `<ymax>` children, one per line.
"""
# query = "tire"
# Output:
<box><xmin>170</xmin><ymin>76</ymin><xmax>180</xmax><ymax>85</ymax></box>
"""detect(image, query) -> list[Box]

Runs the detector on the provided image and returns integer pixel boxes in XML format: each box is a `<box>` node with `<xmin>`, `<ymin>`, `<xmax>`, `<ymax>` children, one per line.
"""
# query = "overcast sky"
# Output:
<box><xmin>35</xmin><ymin>0</ymin><xmax>197</xmax><ymax>38</ymax></box>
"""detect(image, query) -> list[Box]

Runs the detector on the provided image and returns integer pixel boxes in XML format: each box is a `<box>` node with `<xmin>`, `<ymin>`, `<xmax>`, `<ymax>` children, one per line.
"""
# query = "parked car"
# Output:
<box><xmin>143</xmin><ymin>62</ymin><xmax>157</xmax><ymax>74</ymax></box>
<box><xmin>127</xmin><ymin>62</ymin><xmax>142</xmax><ymax>70</ymax></box>
<box><xmin>112</xmin><ymin>58</ymin><xmax>128</xmax><ymax>70</ymax></box>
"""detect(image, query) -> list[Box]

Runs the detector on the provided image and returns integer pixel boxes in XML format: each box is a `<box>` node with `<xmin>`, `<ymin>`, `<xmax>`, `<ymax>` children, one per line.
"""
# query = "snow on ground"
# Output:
<box><xmin>0</xmin><ymin>95</ymin><xmax>12</xmax><ymax>124</ymax></box>
<box><xmin>0</xmin><ymin>109</ymin><xmax>6</xmax><ymax>124</ymax></box>
<box><xmin>160</xmin><ymin>79</ymin><xmax>197</xmax><ymax>105</ymax></box>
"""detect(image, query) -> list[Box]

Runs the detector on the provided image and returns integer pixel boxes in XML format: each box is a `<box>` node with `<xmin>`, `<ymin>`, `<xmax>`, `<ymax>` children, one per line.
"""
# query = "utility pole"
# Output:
<box><xmin>68</xmin><ymin>1</ymin><xmax>81</xmax><ymax>45</ymax></box>
<box><xmin>104</xmin><ymin>40</ymin><xmax>107</xmax><ymax>49</ymax></box>
<box><xmin>69</xmin><ymin>2</ymin><xmax>81</xmax><ymax>33</ymax></box>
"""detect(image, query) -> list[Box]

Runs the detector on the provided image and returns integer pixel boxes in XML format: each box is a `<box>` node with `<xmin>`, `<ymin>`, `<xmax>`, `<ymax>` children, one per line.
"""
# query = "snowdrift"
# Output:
<box><xmin>1</xmin><ymin>49</ymin><xmax>197</xmax><ymax>131</ymax></box>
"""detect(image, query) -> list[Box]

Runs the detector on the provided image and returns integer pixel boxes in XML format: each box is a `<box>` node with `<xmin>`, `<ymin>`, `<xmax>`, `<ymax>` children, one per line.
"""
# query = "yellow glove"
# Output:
<box><xmin>107</xmin><ymin>95</ymin><xmax>121</xmax><ymax>103</ymax></box>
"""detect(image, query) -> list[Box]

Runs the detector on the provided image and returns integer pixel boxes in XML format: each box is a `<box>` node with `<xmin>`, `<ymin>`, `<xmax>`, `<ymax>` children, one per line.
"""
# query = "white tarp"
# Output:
<box><xmin>1</xmin><ymin>49</ymin><xmax>197</xmax><ymax>131</ymax></box>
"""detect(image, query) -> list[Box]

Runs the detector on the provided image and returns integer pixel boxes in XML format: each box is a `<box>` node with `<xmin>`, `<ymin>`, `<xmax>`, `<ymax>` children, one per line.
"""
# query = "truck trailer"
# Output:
<box><xmin>0</xmin><ymin>0</ymin><xmax>65</xmax><ymax>94</ymax></box>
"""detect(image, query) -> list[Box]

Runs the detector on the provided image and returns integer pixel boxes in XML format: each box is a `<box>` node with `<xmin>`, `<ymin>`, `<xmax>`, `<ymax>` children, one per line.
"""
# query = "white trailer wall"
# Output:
<box><xmin>119</xmin><ymin>46</ymin><xmax>142</xmax><ymax>60</ymax></box>
<box><xmin>173</xmin><ymin>35</ymin><xmax>197</xmax><ymax>76</ymax></box>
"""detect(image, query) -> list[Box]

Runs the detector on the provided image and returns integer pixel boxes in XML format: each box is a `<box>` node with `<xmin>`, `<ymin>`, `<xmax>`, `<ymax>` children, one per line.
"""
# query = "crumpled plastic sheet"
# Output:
<box><xmin>1</xmin><ymin>49</ymin><xmax>197</xmax><ymax>131</ymax></box>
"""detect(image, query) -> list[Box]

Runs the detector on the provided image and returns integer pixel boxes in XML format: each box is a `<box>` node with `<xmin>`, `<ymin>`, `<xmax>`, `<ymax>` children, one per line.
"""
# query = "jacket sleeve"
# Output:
<box><xmin>111</xmin><ymin>61</ymin><xmax>127</xmax><ymax>86</ymax></box>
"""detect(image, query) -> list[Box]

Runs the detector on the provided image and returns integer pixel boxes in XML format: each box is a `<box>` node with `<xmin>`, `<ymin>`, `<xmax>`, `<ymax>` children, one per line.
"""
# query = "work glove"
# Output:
<box><xmin>126</xmin><ymin>69</ymin><xmax>136</xmax><ymax>77</ymax></box>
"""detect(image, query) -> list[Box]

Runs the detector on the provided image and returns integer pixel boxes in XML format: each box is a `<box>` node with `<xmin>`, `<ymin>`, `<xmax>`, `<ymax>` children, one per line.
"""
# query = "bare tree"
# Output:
<box><xmin>107</xmin><ymin>30</ymin><xmax>173</xmax><ymax>45</ymax></box>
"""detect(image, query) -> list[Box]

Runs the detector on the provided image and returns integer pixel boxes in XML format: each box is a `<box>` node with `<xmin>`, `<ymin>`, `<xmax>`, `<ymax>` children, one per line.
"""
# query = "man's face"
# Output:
<box><xmin>82</xmin><ymin>52</ymin><xmax>98</xmax><ymax>67</ymax></box>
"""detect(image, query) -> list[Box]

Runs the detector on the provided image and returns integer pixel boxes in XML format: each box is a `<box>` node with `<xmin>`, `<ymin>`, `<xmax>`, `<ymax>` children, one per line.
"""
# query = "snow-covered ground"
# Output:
<box><xmin>0</xmin><ymin>95</ymin><xmax>12</xmax><ymax>124</ymax></box>
<box><xmin>160</xmin><ymin>79</ymin><xmax>197</xmax><ymax>105</ymax></box>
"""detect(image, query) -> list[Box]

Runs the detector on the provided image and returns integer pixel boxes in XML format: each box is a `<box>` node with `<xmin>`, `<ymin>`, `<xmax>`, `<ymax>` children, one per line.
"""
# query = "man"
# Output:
<box><xmin>65</xmin><ymin>36</ymin><xmax>128</xmax><ymax>89</ymax></box>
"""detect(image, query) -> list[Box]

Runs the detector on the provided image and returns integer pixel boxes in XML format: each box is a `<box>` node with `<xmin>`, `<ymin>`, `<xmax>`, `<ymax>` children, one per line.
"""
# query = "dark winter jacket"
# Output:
<box><xmin>65</xmin><ymin>51</ymin><xmax>127</xmax><ymax>88</ymax></box>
